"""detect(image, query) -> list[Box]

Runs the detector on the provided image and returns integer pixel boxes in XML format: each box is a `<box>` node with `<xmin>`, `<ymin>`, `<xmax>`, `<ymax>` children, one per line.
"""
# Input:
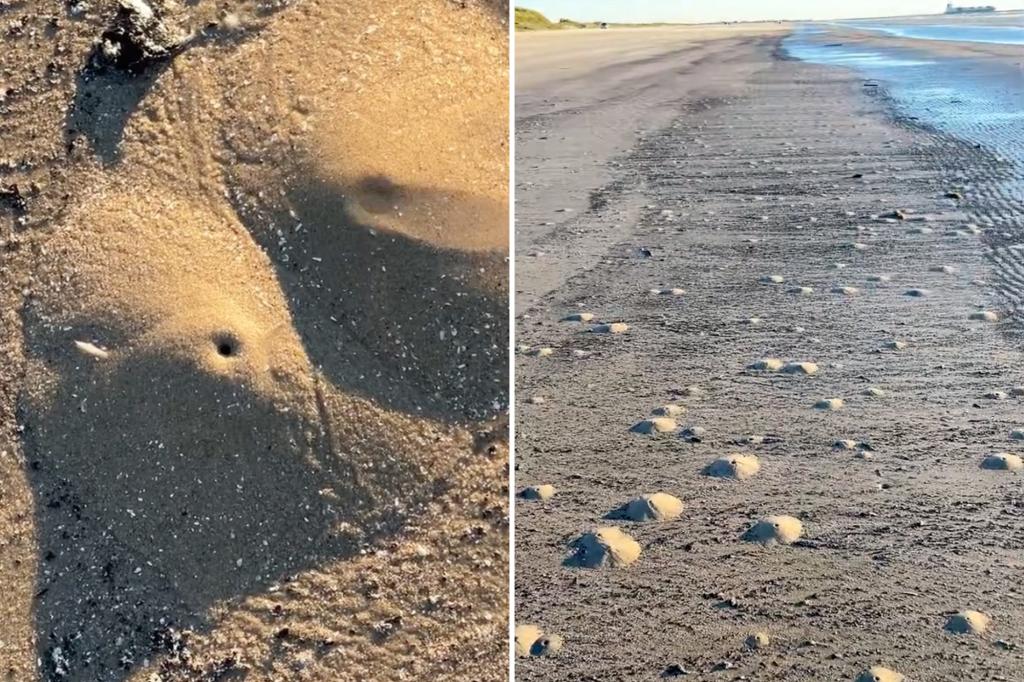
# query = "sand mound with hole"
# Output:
<box><xmin>743</xmin><ymin>515</ymin><xmax>803</xmax><ymax>545</ymax></box>
<box><xmin>566</xmin><ymin>527</ymin><xmax>642</xmax><ymax>568</ymax></box>
<box><xmin>981</xmin><ymin>453</ymin><xmax>1023</xmax><ymax>471</ymax></box>
<box><xmin>745</xmin><ymin>632</ymin><xmax>770</xmax><ymax>650</ymax></box>
<box><xmin>2</xmin><ymin>0</ymin><xmax>510</xmax><ymax>677</ymax></box>
<box><xmin>515</xmin><ymin>624</ymin><xmax>544</xmax><ymax>657</ymax></box>
<box><xmin>612</xmin><ymin>493</ymin><xmax>684</xmax><ymax>521</ymax></box>
<box><xmin>855</xmin><ymin>666</ymin><xmax>904</xmax><ymax>682</ymax></box>
<box><xmin>592</xmin><ymin>322</ymin><xmax>629</xmax><ymax>334</ymax></box>
<box><xmin>783</xmin><ymin>361</ymin><xmax>818</xmax><ymax>375</ymax></box>
<box><xmin>631</xmin><ymin>417</ymin><xmax>678</xmax><ymax>435</ymax></box>
<box><xmin>749</xmin><ymin>358</ymin><xmax>784</xmax><ymax>372</ymax></box>
<box><xmin>705</xmin><ymin>454</ymin><xmax>761</xmax><ymax>480</ymax></box>
<box><xmin>520</xmin><ymin>484</ymin><xmax>556</xmax><ymax>501</ymax></box>
<box><xmin>945</xmin><ymin>610</ymin><xmax>990</xmax><ymax>635</ymax></box>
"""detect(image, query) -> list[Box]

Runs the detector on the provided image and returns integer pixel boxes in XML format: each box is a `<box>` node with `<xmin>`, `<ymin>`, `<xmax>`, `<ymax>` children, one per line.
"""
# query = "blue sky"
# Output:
<box><xmin>524</xmin><ymin>1</ymin><xmax>1024</xmax><ymax>23</ymax></box>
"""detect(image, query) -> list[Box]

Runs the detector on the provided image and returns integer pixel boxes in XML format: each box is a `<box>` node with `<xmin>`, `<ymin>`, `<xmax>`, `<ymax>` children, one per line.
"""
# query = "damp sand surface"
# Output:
<box><xmin>515</xmin><ymin>28</ymin><xmax>1024</xmax><ymax>681</ymax></box>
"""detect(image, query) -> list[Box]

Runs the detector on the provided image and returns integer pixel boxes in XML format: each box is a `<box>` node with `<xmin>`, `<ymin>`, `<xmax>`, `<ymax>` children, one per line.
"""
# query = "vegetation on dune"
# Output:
<box><xmin>515</xmin><ymin>7</ymin><xmax>555</xmax><ymax>30</ymax></box>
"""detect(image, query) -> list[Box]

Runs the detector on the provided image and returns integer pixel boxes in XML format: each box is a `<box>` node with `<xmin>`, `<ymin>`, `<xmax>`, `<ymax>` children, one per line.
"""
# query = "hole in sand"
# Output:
<box><xmin>213</xmin><ymin>334</ymin><xmax>240</xmax><ymax>358</ymax></box>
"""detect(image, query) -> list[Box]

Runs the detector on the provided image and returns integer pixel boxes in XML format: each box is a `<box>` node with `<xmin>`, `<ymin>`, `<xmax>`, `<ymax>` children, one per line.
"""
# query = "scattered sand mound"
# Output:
<box><xmin>904</xmin><ymin>288</ymin><xmax>929</xmax><ymax>298</ymax></box>
<box><xmin>566</xmin><ymin>527</ymin><xmax>642</xmax><ymax>568</ymax></box>
<box><xmin>814</xmin><ymin>398</ymin><xmax>845</xmax><ymax>411</ymax></box>
<box><xmin>531</xmin><ymin>347</ymin><xmax>555</xmax><ymax>357</ymax></box>
<box><xmin>743</xmin><ymin>515</ymin><xmax>803</xmax><ymax>545</ymax></box>
<box><xmin>760</xmin><ymin>275</ymin><xmax>785</xmax><ymax>284</ymax></box>
<box><xmin>833</xmin><ymin>439</ymin><xmax>872</xmax><ymax>451</ymax></box>
<box><xmin>969</xmin><ymin>311</ymin><xmax>999</xmax><ymax>322</ymax></box>
<box><xmin>855</xmin><ymin>666</ymin><xmax>904</xmax><ymax>682</ymax></box>
<box><xmin>610</xmin><ymin>493</ymin><xmax>684</xmax><ymax>521</ymax></box>
<box><xmin>681</xmin><ymin>426</ymin><xmax>707</xmax><ymax>442</ymax></box>
<box><xmin>981</xmin><ymin>453</ymin><xmax>1023</xmax><ymax>471</ymax></box>
<box><xmin>884</xmin><ymin>340</ymin><xmax>908</xmax><ymax>350</ymax></box>
<box><xmin>650</xmin><ymin>287</ymin><xmax>686</xmax><ymax>296</ymax></box>
<box><xmin>787</xmin><ymin>286</ymin><xmax>814</xmax><ymax>295</ymax></box>
<box><xmin>863</xmin><ymin>387</ymin><xmax>886</xmax><ymax>398</ymax></box>
<box><xmin>982</xmin><ymin>390</ymin><xmax>1009</xmax><ymax>400</ymax></box>
<box><xmin>931</xmin><ymin>265</ymin><xmax>959</xmax><ymax>274</ymax></box>
<box><xmin>832</xmin><ymin>286</ymin><xmax>859</xmax><ymax>295</ymax></box>
<box><xmin>515</xmin><ymin>624</ymin><xmax>543</xmax><ymax>657</ymax></box>
<box><xmin>520</xmin><ymin>484</ymin><xmax>556</xmax><ymax>501</ymax></box>
<box><xmin>744</xmin><ymin>632</ymin><xmax>770</xmax><ymax>650</ymax></box>
<box><xmin>945</xmin><ymin>610</ymin><xmax>990</xmax><ymax>635</ymax></box>
<box><xmin>651</xmin><ymin>404</ymin><xmax>686</xmax><ymax>417</ymax></box>
<box><xmin>867</xmin><ymin>274</ymin><xmax>891</xmax><ymax>283</ymax></box>
<box><xmin>631</xmin><ymin>418</ymin><xmax>678</xmax><ymax>435</ymax></box>
<box><xmin>705</xmin><ymin>454</ymin><xmax>761</xmax><ymax>480</ymax></box>
<box><xmin>1010</xmin><ymin>429</ymin><xmax>1024</xmax><ymax>441</ymax></box>
<box><xmin>749</xmin><ymin>358</ymin><xmax>784</xmax><ymax>372</ymax></box>
<box><xmin>783</xmin><ymin>361</ymin><xmax>818</xmax><ymax>375</ymax></box>
<box><xmin>592</xmin><ymin>322</ymin><xmax>629</xmax><ymax>334</ymax></box>
<box><xmin>562</xmin><ymin>312</ymin><xmax>595</xmax><ymax>322</ymax></box>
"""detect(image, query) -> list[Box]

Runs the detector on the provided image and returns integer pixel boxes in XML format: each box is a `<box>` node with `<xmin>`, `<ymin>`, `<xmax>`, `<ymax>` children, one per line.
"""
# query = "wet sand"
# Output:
<box><xmin>515</xmin><ymin>28</ymin><xmax>1024</xmax><ymax>680</ymax></box>
<box><xmin>0</xmin><ymin>1</ymin><xmax>508</xmax><ymax>680</ymax></box>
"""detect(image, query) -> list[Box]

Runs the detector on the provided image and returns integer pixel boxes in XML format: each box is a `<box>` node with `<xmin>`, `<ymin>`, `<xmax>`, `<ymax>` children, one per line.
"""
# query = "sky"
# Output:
<box><xmin>524</xmin><ymin>1</ymin><xmax>1024</xmax><ymax>23</ymax></box>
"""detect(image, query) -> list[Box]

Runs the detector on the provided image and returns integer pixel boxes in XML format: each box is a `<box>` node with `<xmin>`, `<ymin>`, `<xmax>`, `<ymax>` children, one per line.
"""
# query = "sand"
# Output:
<box><xmin>515</xmin><ymin>23</ymin><xmax>1024</xmax><ymax>681</ymax></box>
<box><xmin>0</xmin><ymin>1</ymin><xmax>508</xmax><ymax>680</ymax></box>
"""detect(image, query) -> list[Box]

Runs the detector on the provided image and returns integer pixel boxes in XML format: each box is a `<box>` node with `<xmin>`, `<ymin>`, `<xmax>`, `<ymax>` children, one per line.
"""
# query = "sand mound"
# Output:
<box><xmin>969</xmin><ymin>311</ymin><xmax>999</xmax><ymax>322</ymax></box>
<box><xmin>704</xmin><ymin>454</ymin><xmax>761</xmax><ymax>480</ymax></box>
<box><xmin>566</xmin><ymin>527</ymin><xmax>641</xmax><ymax>568</ymax></box>
<box><xmin>783</xmin><ymin>361</ymin><xmax>818</xmax><ymax>375</ymax></box>
<box><xmin>814</xmin><ymin>398</ymin><xmax>845</xmax><ymax>411</ymax></box>
<box><xmin>520</xmin><ymin>484</ymin><xmax>556</xmax><ymax>501</ymax></box>
<box><xmin>562</xmin><ymin>312</ymin><xmax>595</xmax><ymax>322</ymax></box>
<box><xmin>611</xmin><ymin>493</ymin><xmax>684</xmax><ymax>521</ymax></box>
<box><xmin>787</xmin><ymin>286</ymin><xmax>814</xmax><ymax>295</ymax></box>
<box><xmin>749</xmin><ymin>358</ymin><xmax>784</xmax><ymax>372</ymax></box>
<box><xmin>744</xmin><ymin>632</ymin><xmax>770</xmax><ymax>650</ymax></box>
<box><xmin>855</xmin><ymin>666</ymin><xmax>904</xmax><ymax>682</ymax></box>
<box><xmin>833</xmin><ymin>440</ymin><xmax>872</xmax><ymax>451</ymax></box>
<box><xmin>515</xmin><ymin>624</ymin><xmax>543</xmax><ymax>657</ymax></box>
<box><xmin>945</xmin><ymin>610</ymin><xmax>990</xmax><ymax>635</ymax></box>
<box><xmin>744</xmin><ymin>515</ymin><xmax>803</xmax><ymax>545</ymax></box>
<box><xmin>592</xmin><ymin>322</ymin><xmax>629</xmax><ymax>334</ymax></box>
<box><xmin>681</xmin><ymin>426</ymin><xmax>707</xmax><ymax>443</ymax></box>
<box><xmin>651</xmin><ymin>404</ymin><xmax>686</xmax><ymax>417</ymax></box>
<box><xmin>981</xmin><ymin>453</ymin><xmax>1023</xmax><ymax>471</ymax></box>
<box><xmin>631</xmin><ymin>418</ymin><xmax>678</xmax><ymax>435</ymax></box>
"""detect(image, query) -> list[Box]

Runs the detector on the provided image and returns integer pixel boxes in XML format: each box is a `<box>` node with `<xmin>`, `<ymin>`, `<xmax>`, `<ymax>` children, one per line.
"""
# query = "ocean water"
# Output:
<box><xmin>840</xmin><ymin>22</ymin><xmax>1024</xmax><ymax>46</ymax></box>
<box><xmin>784</xmin><ymin>26</ymin><xmax>1024</xmax><ymax>190</ymax></box>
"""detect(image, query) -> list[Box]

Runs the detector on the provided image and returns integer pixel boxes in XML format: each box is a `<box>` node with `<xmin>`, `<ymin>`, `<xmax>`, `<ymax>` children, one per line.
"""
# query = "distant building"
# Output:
<box><xmin>945</xmin><ymin>2</ymin><xmax>996</xmax><ymax>13</ymax></box>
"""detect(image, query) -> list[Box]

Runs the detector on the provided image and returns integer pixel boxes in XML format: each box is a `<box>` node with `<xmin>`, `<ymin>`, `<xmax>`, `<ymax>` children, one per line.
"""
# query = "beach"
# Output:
<box><xmin>515</xmin><ymin>22</ymin><xmax>1024</xmax><ymax>680</ymax></box>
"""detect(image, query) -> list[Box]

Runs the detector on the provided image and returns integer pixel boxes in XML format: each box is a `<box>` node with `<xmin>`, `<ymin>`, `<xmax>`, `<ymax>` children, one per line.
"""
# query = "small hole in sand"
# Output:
<box><xmin>214</xmin><ymin>335</ymin><xmax>239</xmax><ymax>358</ymax></box>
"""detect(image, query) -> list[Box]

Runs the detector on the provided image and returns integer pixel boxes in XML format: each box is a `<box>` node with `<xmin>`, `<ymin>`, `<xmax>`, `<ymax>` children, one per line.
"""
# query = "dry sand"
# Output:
<box><xmin>0</xmin><ymin>1</ymin><xmax>508</xmax><ymax>680</ymax></box>
<box><xmin>515</xmin><ymin>24</ymin><xmax>1024</xmax><ymax>681</ymax></box>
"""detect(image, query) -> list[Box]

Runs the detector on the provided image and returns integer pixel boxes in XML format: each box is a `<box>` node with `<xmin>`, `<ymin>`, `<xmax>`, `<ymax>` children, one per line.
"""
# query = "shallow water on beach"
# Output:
<box><xmin>785</xmin><ymin>27</ymin><xmax>1024</xmax><ymax>206</ymax></box>
<box><xmin>840</xmin><ymin>22</ymin><xmax>1024</xmax><ymax>46</ymax></box>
